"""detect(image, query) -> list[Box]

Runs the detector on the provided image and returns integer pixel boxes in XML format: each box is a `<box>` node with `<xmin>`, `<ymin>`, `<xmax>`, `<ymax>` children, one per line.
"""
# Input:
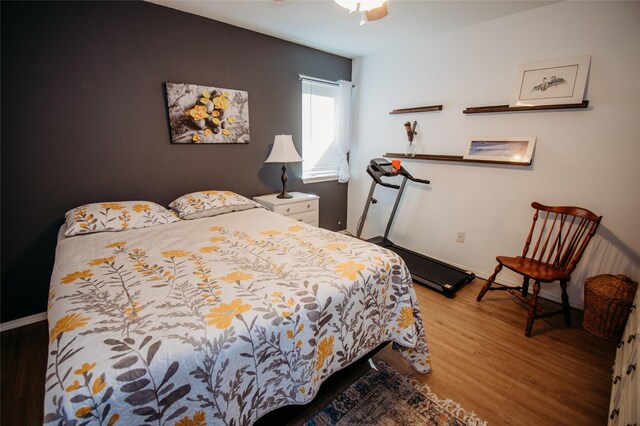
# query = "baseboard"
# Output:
<box><xmin>464</xmin><ymin>266</ymin><xmax>584</xmax><ymax>310</ymax></box>
<box><xmin>0</xmin><ymin>312</ymin><xmax>47</xmax><ymax>332</ymax></box>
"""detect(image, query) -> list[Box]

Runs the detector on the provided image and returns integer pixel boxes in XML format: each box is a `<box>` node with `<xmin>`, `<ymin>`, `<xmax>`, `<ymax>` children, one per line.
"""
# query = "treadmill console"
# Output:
<box><xmin>369</xmin><ymin>158</ymin><xmax>397</xmax><ymax>176</ymax></box>
<box><xmin>367</xmin><ymin>158</ymin><xmax>431</xmax><ymax>186</ymax></box>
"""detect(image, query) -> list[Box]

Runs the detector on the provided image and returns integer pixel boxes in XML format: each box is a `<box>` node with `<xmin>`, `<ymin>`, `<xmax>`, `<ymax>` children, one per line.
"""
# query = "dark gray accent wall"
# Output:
<box><xmin>1</xmin><ymin>1</ymin><xmax>351</xmax><ymax>322</ymax></box>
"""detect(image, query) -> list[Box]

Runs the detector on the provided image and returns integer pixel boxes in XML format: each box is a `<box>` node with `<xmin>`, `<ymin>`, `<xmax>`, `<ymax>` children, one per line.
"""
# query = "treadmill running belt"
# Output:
<box><xmin>386</xmin><ymin>245</ymin><xmax>473</xmax><ymax>297</ymax></box>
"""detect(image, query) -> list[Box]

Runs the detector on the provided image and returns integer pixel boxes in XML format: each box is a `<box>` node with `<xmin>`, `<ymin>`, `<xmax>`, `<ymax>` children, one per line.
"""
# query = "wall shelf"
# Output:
<box><xmin>463</xmin><ymin>100</ymin><xmax>589</xmax><ymax>114</ymax></box>
<box><xmin>384</xmin><ymin>153</ymin><xmax>531</xmax><ymax>167</ymax></box>
<box><xmin>389</xmin><ymin>105</ymin><xmax>443</xmax><ymax>115</ymax></box>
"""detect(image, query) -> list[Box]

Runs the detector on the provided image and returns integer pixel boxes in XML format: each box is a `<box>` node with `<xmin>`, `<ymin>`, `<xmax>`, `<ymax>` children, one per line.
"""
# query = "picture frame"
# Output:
<box><xmin>464</xmin><ymin>137</ymin><xmax>536</xmax><ymax>164</ymax></box>
<box><xmin>510</xmin><ymin>55</ymin><xmax>591</xmax><ymax>107</ymax></box>
<box><xmin>164</xmin><ymin>81</ymin><xmax>250</xmax><ymax>144</ymax></box>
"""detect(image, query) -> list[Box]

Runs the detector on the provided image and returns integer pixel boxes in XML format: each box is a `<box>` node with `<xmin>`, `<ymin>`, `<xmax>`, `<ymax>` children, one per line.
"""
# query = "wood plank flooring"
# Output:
<box><xmin>1</xmin><ymin>279</ymin><xmax>616</xmax><ymax>425</ymax></box>
<box><xmin>1</xmin><ymin>317</ymin><xmax>48</xmax><ymax>426</ymax></box>
<box><xmin>376</xmin><ymin>280</ymin><xmax>617</xmax><ymax>425</ymax></box>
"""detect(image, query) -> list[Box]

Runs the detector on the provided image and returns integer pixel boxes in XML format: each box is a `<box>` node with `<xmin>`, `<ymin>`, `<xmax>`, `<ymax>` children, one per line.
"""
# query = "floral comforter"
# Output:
<box><xmin>45</xmin><ymin>208</ymin><xmax>430</xmax><ymax>425</ymax></box>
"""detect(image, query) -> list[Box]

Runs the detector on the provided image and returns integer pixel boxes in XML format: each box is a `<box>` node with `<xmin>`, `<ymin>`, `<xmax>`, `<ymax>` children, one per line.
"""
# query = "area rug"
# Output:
<box><xmin>304</xmin><ymin>362</ymin><xmax>487</xmax><ymax>426</ymax></box>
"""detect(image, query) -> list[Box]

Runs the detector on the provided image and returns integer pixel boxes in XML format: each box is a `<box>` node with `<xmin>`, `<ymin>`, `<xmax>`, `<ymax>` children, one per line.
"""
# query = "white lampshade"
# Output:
<box><xmin>265</xmin><ymin>135</ymin><xmax>302</xmax><ymax>164</ymax></box>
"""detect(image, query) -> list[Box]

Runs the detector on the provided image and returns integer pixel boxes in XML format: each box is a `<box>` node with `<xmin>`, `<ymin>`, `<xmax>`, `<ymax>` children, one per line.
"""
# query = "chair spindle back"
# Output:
<box><xmin>521</xmin><ymin>202</ymin><xmax>602</xmax><ymax>276</ymax></box>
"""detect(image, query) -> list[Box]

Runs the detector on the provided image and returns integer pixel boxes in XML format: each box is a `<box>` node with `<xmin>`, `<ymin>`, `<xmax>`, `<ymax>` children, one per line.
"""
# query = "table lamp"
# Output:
<box><xmin>265</xmin><ymin>134</ymin><xmax>302</xmax><ymax>199</ymax></box>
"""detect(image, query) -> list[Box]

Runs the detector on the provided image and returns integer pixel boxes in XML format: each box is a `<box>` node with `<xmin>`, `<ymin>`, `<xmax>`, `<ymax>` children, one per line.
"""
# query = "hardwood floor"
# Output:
<box><xmin>1</xmin><ymin>279</ymin><xmax>616</xmax><ymax>426</ymax></box>
<box><xmin>1</xmin><ymin>318</ymin><xmax>48</xmax><ymax>426</ymax></box>
<box><xmin>376</xmin><ymin>280</ymin><xmax>617</xmax><ymax>426</ymax></box>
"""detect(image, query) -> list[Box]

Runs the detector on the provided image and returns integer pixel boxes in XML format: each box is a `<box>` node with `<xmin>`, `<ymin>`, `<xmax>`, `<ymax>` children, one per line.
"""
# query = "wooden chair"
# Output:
<box><xmin>476</xmin><ymin>202</ymin><xmax>602</xmax><ymax>337</ymax></box>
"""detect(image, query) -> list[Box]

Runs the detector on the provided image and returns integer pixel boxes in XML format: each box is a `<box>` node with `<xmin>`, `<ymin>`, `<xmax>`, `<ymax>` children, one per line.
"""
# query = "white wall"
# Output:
<box><xmin>348</xmin><ymin>1</ymin><xmax>640</xmax><ymax>308</ymax></box>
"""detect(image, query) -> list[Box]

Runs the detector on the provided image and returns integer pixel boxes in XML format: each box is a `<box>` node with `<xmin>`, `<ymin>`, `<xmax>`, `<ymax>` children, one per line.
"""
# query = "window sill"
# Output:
<box><xmin>302</xmin><ymin>174</ymin><xmax>339</xmax><ymax>184</ymax></box>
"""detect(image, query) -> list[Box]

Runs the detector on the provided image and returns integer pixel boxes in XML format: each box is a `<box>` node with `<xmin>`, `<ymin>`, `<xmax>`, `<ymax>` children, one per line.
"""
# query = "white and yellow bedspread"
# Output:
<box><xmin>44</xmin><ymin>208</ymin><xmax>430</xmax><ymax>425</ymax></box>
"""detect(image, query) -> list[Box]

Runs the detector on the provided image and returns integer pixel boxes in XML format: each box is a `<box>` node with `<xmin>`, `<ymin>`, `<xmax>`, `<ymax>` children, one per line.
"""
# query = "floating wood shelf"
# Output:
<box><xmin>463</xmin><ymin>100</ymin><xmax>589</xmax><ymax>114</ymax></box>
<box><xmin>384</xmin><ymin>153</ymin><xmax>531</xmax><ymax>167</ymax></box>
<box><xmin>389</xmin><ymin>105</ymin><xmax>443</xmax><ymax>115</ymax></box>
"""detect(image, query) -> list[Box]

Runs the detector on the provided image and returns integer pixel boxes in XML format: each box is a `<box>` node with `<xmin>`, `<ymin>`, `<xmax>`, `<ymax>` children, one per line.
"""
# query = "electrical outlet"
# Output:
<box><xmin>456</xmin><ymin>232</ymin><xmax>465</xmax><ymax>243</ymax></box>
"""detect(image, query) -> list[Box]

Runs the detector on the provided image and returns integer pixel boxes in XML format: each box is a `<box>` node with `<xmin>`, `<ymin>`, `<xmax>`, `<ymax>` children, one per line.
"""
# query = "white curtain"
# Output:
<box><xmin>335</xmin><ymin>80</ymin><xmax>353</xmax><ymax>183</ymax></box>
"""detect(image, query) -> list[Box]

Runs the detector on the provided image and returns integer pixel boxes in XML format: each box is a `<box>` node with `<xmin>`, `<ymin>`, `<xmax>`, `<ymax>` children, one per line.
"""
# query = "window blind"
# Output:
<box><xmin>302</xmin><ymin>80</ymin><xmax>342</xmax><ymax>179</ymax></box>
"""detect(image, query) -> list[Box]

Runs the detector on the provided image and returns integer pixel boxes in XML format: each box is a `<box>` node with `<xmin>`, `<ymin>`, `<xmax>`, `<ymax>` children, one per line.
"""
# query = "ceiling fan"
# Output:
<box><xmin>334</xmin><ymin>0</ymin><xmax>389</xmax><ymax>26</ymax></box>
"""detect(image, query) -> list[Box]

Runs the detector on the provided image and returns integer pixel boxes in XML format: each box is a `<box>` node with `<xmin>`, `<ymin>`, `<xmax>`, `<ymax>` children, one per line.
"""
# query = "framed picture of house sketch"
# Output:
<box><xmin>509</xmin><ymin>55</ymin><xmax>591</xmax><ymax>107</ymax></box>
<box><xmin>464</xmin><ymin>137</ymin><xmax>536</xmax><ymax>164</ymax></box>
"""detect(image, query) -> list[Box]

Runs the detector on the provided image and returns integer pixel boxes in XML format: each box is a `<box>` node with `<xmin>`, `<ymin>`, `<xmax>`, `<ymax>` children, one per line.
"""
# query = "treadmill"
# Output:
<box><xmin>356</xmin><ymin>158</ymin><xmax>475</xmax><ymax>298</ymax></box>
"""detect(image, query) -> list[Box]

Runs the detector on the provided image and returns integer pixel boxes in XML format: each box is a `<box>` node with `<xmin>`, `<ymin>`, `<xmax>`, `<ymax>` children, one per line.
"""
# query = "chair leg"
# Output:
<box><xmin>560</xmin><ymin>280</ymin><xmax>571</xmax><ymax>326</ymax></box>
<box><xmin>477</xmin><ymin>263</ymin><xmax>503</xmax><ymax>302</ymax></box>
<box><xmin>521</xmin><ymin>277</ymin><xmax>530</xmax><ymax>298</ymax></box>
<box><xmin>525</xmin><ymin>280</ymin><xmax>541</xmax><ymax>337</ymax></box>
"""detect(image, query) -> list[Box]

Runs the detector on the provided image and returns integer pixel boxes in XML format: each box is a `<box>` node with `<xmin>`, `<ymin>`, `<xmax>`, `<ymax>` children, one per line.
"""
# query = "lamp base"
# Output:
<box><xmin>277</xmin><ymin>163</ymin><xmax>293</xmax><ymax>199</ymax></box>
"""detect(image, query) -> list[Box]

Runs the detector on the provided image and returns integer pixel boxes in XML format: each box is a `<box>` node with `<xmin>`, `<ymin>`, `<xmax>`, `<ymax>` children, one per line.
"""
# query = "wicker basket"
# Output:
<box><xmin>583</xmin><ymin>274</ymin><xmax>638</xmax><ymax>341</ymax></box>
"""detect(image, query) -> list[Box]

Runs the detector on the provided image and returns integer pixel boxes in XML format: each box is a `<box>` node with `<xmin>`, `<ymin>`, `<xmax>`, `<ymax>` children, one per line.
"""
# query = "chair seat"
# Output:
<box><xmin>497</xmin><ymin>256</ymin><xmax>569</xmax><ymax>283</ymax></box>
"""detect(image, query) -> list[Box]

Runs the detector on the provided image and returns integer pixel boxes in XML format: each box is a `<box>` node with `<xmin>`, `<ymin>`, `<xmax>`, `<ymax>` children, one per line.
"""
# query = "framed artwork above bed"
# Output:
<box><xmin>164</xmin><ymin>81</ymin><xmax>250</xmax><ymax>144</ymax></box>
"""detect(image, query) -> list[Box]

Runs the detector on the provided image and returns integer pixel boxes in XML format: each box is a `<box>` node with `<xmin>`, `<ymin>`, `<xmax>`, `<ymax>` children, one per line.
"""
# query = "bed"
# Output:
<box><xmin>44</xmin><ymin>193</ymin><xmax>430</xmax><ymax>425</ymax></box>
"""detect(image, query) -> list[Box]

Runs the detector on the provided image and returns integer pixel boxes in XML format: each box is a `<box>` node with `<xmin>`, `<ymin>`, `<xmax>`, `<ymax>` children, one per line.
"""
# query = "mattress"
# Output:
<box><xmin>44</xmin><ymin>207</ymin><xmax>430</xmax><ymax>425</ymax></box>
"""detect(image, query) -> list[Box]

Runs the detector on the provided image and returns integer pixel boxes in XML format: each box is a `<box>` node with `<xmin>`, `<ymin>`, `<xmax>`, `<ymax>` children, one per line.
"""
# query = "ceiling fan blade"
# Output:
<box><xmin>365</xmin><ymin>3</ymin><xmax>388</xmax><ymax>21</ymax></box>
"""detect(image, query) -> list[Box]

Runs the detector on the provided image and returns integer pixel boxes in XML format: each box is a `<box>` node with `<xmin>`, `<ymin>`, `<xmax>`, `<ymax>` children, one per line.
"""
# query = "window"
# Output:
<box><xmin>301</xmin><ymin>80</ymin><xmax>342</xmax><ymax>183</ymax></box>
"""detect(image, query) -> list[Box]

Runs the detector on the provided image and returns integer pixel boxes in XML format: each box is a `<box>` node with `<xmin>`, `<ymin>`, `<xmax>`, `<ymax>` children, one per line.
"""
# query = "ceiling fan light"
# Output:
<box><xmin>358</xmin><ymin>0</ymin><xmax>387</xmax><ymax>12</ymax></box>
<box><xmin>335</xmin><ymin>0</ymin><xmax>358</xmax><ymax>13</ymax></box>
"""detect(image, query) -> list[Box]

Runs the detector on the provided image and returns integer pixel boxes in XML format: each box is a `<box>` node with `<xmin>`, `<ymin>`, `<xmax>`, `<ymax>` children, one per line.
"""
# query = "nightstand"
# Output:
<box><xmin>253</xmin><ymin>192</ymin><xmax>319</xmax><ymax>226</ymax></box>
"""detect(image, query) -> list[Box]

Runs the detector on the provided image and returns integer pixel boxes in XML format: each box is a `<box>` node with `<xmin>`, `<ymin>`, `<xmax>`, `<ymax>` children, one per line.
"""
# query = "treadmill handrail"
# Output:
<box><xmin>412</xmin><ymin>177</ymin><xmax>431</xmax><ymax>185</ymax></box>
<box><xmin>366</xmin><ymin>165</ymin><xmax>400</xmax><ymax>189</ymax></box>
<box><xmin>398</xmin><ymin>168</ymin><xmax>430</xmax><ymax>185</ymax></box>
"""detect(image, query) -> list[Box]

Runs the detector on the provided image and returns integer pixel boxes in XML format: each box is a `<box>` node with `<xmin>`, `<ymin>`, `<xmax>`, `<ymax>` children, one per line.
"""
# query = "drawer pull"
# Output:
<box><xmin>628</xmin><ymin>334</ymin><xmax>636</xmax><ymax>344</ymax></box>
<box><xmin>609</xmin><ymin>409</ymin><xmax>619</xmax><ymax>419</ymax></box>
<box><xmin>627</xmin><ymin>363</ymin><xmax>636</xmax><ymax>375</ymax></box>
<box><xmin>613</xmin><ymin>375</ymin><xmax>622</xmax><ymax>384</ymax></box>
<box><xmin>307</xmin><ymin>204</ymin><xmax>311</xmax><ymax>208</ymax></box>
<box><xmin>287</xmin><ymin>208</ymin><xmax>291</xmax><ymax>213</ymax></box>
<box><xmin>617</xmin><ymin>340</ymin><xmax>625</xmax><ymax>349</ymax></box>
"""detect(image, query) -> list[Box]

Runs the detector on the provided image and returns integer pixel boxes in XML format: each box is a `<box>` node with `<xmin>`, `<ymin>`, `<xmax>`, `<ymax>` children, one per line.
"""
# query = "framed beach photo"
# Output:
<box><xmin>510</xmin><ymin>55</ymin><xmax>591</xmax><ymax>107</ymax></box>
<box><xmin>464</xmin><ymin>137</ymin><xmax>536</xmax><ymax>164</ymax></box>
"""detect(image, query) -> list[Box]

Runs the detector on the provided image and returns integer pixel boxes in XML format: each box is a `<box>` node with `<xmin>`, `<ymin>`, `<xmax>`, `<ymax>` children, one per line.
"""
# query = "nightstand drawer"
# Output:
<box><xmin>274</xmin><ymin>199</ymin><xmax>319</xmax><ymax>216</ymax></box>
<box><xmin>288</xmin><ymin>210</ymin><xmax>318</xmax><ymax>224</ymax></box>
<box><xmin>253</xmin><ymin>192</ymin><xmax>320</xmax><ymax>228</ymax></box>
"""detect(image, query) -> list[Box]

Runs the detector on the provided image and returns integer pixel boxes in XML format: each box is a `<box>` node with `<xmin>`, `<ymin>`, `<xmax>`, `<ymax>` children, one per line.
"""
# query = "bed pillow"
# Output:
<box><xmin>64</xmin><ymin>201</ymin><xmax>180</xmax><ymax>236</ymax></box>
<box><xmin>169</xmin><ymin>190</ymin><xmax>263</xmax><ymax>220</ymax></box>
